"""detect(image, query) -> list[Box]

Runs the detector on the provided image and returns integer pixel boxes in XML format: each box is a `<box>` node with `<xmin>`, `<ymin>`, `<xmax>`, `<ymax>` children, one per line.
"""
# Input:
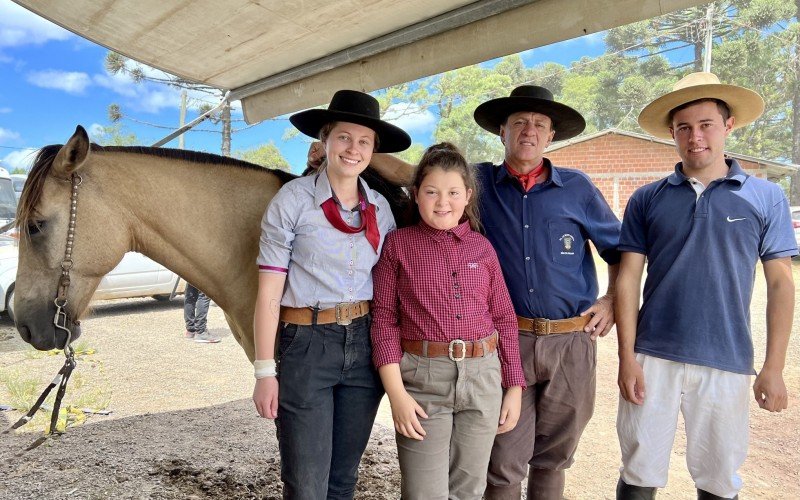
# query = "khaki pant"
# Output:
<box><xmin>487</xmin><ymin>331</ymin><xmax>596</xmax><ymax>491</ymax></box>
<box><xmin>397</xmin><ymin>350</ymin><xmax>502</xmax><ymax>500</ymax></box>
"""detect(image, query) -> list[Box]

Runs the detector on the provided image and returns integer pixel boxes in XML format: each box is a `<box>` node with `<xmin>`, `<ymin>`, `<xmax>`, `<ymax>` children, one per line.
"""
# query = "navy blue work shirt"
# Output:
<box><xmin>620</xmin><ymin>159</ymin><xmax>798</xmax><ymax>375</ymax></box>
<box><xmin>476</xmin><ymin>160</ymin><xmax>621</xmax><ymax>320</ymax></box>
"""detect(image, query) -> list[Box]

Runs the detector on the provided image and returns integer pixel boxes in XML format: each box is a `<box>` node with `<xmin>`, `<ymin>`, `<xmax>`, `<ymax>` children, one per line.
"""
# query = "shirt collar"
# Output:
<box><xmin>313</xmin><ymin>168</ymin><xmax>378</xmax><ymax>208</ymax></box>
<box><xmin>417</xmin><ymin>219</ymin><xmax>472</xmax><ymax>242</ymax></box>
<box><xmin>496</xmin><ymin>158</ymin><xmax>562</xmax><ymax>187</ymax></box>
<box><xmin>668</xmin><ymin>158</ymin><xmax>748</xmax><ymax>186</ymax></box>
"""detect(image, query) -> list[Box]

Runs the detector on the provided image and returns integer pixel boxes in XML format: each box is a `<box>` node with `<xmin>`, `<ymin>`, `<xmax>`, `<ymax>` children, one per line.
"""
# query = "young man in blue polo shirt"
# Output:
<box><xmin>615</xmin><ymin>73</ymin><xmax>797</xmax><ymax>500</ymax></box>
<box><xmin>332</xmin><ymin>85</ymin><xmax>621</xmax><ymax>500</ymax></box>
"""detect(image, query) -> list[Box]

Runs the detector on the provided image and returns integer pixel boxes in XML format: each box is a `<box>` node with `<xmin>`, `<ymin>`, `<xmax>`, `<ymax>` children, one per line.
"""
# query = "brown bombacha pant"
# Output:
<box><xmin>487</xmin><ymin>331</ymin><xmax>596</xmax><ymax>490</ymax></box>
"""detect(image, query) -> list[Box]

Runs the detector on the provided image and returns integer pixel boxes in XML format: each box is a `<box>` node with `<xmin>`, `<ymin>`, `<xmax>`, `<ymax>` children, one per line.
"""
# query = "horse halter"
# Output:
<box><xmin>3</xmin><ymin>172</ymin><xmax>82</xmax><ymax>448</ymax></box>
<box><xmin>54</xmin><ymin>172</ymin><xmax>83</xmax><ymax>355</ymax></box>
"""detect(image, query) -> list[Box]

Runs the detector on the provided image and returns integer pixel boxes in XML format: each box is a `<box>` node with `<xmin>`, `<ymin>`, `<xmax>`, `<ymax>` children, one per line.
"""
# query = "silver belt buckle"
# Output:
<box><xmin>448</xmin><ymin>339</ymin><xmax>466</xmax><ymax>361</ymax></box>
<box><xmin>335</xmin><ymin>303</ymin><xmax>352</xmax><ymax>326</ymax></box>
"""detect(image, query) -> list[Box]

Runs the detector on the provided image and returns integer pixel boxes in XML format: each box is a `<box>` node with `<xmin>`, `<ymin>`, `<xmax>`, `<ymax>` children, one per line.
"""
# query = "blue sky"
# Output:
<box><xmin>0</xmin><ymin>0</ymin><xmax>607</xmax><ymax>173</ymax></box>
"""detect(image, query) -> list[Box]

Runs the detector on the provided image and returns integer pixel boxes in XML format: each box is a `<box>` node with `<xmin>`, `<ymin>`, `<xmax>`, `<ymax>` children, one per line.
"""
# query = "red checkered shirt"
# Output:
<box><xmin>371</xmin><ymin>220</ymin><xmax>525</xmax><ymax>388</ymax></box>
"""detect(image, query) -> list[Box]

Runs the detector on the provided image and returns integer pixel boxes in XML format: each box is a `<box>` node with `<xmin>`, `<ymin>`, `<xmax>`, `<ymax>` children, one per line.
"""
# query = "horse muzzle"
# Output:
<box><xmin>16</xmin><ymin>311</ymin><xmax>82</xmax><ymax>351</ymax></box>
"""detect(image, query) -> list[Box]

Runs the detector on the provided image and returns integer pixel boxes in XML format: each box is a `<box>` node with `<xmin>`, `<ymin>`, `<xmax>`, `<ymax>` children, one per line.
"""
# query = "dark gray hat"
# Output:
<box><xmin>473</xmin><ymin>85</ymin><xmax>585</xmax><ymax>141</ymax></box>
<box><xmin>290</xmin><ymin>90</ymin><xmax>411</xmax><ymax>153</ymax></box>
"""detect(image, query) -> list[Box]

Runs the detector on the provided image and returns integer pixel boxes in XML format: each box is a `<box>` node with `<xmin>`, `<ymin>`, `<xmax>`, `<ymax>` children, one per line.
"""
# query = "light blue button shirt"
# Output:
<box><xmin>258</xmin><ymin>169</ymin><xmax>396</xmax><ymax>308</ymax></box>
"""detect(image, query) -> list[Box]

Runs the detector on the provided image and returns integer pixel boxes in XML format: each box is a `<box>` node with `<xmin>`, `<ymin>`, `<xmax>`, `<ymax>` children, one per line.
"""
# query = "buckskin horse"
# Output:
<box><xmin>13</xmin><ymin>125</ymin><xmax>408</xmax><ymax>361</ymax></box>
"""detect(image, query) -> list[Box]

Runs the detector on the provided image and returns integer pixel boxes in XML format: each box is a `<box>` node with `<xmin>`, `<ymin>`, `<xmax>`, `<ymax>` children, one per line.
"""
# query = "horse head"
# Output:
<box><xmin>15</xmin><ymin>126</ymin><xmax>132</xmax><ymax>350</ymax></box>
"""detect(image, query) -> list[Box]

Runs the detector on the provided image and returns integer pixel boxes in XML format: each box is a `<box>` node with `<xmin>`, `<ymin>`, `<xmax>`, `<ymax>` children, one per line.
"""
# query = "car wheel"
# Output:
<box><xmin>152</xmin><ymin>294</ymin><xmax>171</xmax><ymax>301</ymax></box>
<box><xmin>6</xmin><ymin>288</ymin><xmax>14</xmax><ymax>322</ymax></box>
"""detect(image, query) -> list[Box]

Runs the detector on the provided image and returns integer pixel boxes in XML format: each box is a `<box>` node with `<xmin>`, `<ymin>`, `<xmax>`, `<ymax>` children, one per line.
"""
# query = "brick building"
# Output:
<box><xmin>544</xmin><ymin>129</ymin><xmax>797</xmax><ymax>217</ymax></box>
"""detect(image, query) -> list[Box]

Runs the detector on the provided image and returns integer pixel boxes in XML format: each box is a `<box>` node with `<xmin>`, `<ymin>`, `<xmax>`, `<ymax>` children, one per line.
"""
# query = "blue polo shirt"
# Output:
<box><xmin>476</xmin><ymin>160</ymin><xmax>621</xmax><ymax>320</ymax></box>
<box><xmin>620</xmin><ymin>159</ymin><xmax>798</xmax><ymax>375</ymax></box>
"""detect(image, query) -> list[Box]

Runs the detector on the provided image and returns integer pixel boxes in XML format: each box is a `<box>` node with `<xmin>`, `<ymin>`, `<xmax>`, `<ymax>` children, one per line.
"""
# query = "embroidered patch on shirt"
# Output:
<box><xmin>559</xmin><ymin>233</ymin><xmax>576</xmax><ymax>255</ymax></box>
<box><xmin>467</xmin><ymin>262</ymin><xmax>479</xmax><ymax>269</ymax></box>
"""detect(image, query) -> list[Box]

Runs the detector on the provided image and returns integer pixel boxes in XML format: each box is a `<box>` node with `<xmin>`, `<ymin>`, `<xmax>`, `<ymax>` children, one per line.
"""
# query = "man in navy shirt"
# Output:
<box><xmin>616</xmin><ymin>73</ymin><xmax>797</xmax><ymax>500</ymax></box>
<box><xmin>341</xmin><ymin>86</ymin><xmax>621</xmax><ymax>500</ymax></box>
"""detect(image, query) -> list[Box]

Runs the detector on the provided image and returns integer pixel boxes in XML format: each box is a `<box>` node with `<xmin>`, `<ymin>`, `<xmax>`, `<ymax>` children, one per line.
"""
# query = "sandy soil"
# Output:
<box><xmin>0</xmin><ymin>261</ymin><xmax>798</xmax><ymax>499</ymax></box>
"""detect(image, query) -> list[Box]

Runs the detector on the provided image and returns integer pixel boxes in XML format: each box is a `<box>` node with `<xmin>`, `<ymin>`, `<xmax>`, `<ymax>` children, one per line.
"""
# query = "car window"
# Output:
<box><xmin>0</xmin><ymin>179</ymin><xmax>16</xmax><ymax>219</ymax></box>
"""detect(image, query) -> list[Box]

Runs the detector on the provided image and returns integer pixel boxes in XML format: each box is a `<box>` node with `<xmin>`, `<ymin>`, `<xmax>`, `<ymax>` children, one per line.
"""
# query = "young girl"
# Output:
<box><xmin>371</xmin><ymin>142</ymin><xmax>525</xmax><ymax>500</ymax></box>
<box><xmin>252</xmin><ymin>90</ymin><xmax>411</xmax><ymax>499</ymax></box>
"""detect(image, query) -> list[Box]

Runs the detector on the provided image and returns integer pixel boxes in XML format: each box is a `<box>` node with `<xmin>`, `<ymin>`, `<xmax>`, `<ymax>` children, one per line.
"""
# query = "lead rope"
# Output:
<box><xmin>3</xmin><ymin>173</ymin><xmax>82</xmax><ymax>451</ymax></box>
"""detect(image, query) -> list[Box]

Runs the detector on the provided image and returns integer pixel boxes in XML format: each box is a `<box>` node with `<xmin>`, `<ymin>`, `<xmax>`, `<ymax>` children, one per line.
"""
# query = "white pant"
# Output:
<box><xmin>617</xmin><ymin>354</ymin><xmax>750</xmax><ymax>498</ymax></box>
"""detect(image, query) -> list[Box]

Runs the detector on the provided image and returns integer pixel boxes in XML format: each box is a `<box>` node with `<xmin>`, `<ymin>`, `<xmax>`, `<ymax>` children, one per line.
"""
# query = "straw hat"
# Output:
<box><xmin>473</xmin><ymin>85</ymin><xmax>586</xmax><ymax>141</ymax></box>
<box><xmin>290</xmin><ymin>90</ymin><xmax>411</xmax><ymax>153</ymax></box>
<box><xmin>638</xmin><ymin>72</ymin><xmax>764</xmax><ymax>139</ymax></box>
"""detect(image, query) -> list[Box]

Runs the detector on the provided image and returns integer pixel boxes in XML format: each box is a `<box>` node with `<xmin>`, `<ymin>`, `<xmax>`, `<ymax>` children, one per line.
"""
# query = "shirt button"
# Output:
<box><xmin>523</xmin><ymin>195</ymin><xmax>528</xmax><ymax>199</ymax></box>
<box><xmin>348</xmin><ymin>270</ymin><xmax>353</xmax><ymax>275</ymax></box>
<box><xmin>451</xmin><ymin>271</ymin><xmax>457</xmax><ymax>277</ymax></box>
<box><xmin>524</xmin><ymin>224</ymin><xmax>529</xmax><ymax>229</ymax></box>
<box><xmin>453</xmin><ymin>284</ymin><xmax>460</xmax><ymax>289</ymax></box>
<box><xmin>455</xmin><ymin>293</ymin><xmax>461</xmax><ymax>299</ymax></box>
<box><xmin>348</xmin><ymin>287</ymin><xmax>353</xmax><ymax>292</ymax></box>
<box><xmin>529</xmin><ymin>288</ymin><xmax>534</xmax><ymax>293</ymax></box>
<box><xmin>525</xmin><ymin>256</ymin><xmax>531</xmax><ymax>261</ymax></box>
<box><xmin>455</xmin><ymin>314</ymin><xmax>462</xmax><ymax>319</ymax></box>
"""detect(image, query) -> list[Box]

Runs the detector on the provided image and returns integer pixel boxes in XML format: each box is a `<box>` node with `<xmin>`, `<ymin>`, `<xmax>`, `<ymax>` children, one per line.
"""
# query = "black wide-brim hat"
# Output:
<box><xmin>290</xmin><ymin>89</ymin><xmax>411</xmax><ymax>153</ymax></box>
<box><xmin>473</xmin><ymin>85</ymin><xmax>586</xmax><ymax>141</ymax></box>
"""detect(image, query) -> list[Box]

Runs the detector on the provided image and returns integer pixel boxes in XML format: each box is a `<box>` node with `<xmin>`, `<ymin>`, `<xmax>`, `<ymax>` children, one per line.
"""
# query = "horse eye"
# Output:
<box><xmin>27</xmin><ymin>220</ymin><xmax>45</xmax><ymax>235</ymax></box>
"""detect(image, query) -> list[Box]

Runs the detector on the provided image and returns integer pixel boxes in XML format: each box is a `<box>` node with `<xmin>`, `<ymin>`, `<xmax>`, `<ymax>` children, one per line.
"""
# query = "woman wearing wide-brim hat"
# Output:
<box><xmin>253</xmin><ymin>89</ymin><xmax>410</xmax><ymax>499</ymax></box>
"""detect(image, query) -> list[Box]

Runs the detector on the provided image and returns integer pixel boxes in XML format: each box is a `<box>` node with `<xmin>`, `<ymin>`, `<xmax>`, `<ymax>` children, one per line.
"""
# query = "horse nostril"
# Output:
<box><xmin>18</xmin><ymin>325</ymin><xmax>31</xmax><ymax>342</ymax></box>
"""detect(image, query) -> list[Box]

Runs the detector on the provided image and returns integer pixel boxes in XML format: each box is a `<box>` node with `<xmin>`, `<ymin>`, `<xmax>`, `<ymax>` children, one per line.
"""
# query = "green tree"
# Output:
<box><xmin>234</xmin><ymin>142</ymin><xmax>291</xmax><ymax>172</ymax></box>
<box><xmin>93</xmin><ymin>123</ymin><xmax>139</xmax><ymax>146</ymax></box>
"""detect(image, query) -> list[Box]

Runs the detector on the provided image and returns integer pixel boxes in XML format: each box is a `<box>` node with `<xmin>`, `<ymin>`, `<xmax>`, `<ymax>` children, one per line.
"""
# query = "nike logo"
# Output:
<box><xmin>727</xmin><ymin>216</ymin><xmax>746</xmax><ymax>222</ymax></box>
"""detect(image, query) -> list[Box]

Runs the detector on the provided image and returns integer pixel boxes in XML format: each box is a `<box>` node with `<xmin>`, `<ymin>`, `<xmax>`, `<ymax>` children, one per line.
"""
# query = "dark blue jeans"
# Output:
<box><xmin>275</xmin><ymin>315</ymin><xmax>383</xmax><ymax>500</ymax></box>
<box><xmin>183</xmin><ymin>283</ymin><xmax>210</xmax><ymax>333</ymax></box>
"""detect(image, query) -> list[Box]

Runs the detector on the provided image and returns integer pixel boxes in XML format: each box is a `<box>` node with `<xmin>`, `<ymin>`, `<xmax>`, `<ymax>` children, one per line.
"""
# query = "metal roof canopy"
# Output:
<box><xmin>14</xmin><ymin>0</ymin><xmax>707</xmax><ymax>123</ymax></box>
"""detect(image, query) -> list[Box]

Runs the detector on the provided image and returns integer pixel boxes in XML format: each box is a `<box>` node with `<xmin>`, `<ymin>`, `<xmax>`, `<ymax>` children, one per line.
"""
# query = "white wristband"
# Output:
<box><xmin>254</xmin><ymin>359</ymin><xmax>277</xmax><ymax>379</ymax></box>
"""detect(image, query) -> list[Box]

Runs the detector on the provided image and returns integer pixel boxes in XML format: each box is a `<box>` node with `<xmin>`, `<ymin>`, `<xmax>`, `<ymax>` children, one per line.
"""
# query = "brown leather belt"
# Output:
<box><xmin>401</xmin><ymin>333</ymin><xmax>497</xmax><ymax>361</ymax></box>
<box><xmin>517</xmin><ymin>315</ymin><xmax>590</xmax><ymax>336</ymax></box>
<box><xmin>280</xmin><ymin>301</ymin><xmax>370</xmax><ymax>326</ymax></box>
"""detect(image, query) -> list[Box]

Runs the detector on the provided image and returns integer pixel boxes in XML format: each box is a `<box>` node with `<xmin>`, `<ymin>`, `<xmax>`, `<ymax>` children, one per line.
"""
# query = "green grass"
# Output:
<box><xmin>1</xmin><ymin>341</ymin><xmax>110</xmax><ymax>433</ymax></box>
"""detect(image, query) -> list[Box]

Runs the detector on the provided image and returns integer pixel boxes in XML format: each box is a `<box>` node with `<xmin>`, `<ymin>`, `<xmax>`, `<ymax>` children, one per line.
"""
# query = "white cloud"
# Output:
<box><xmin>27</xmin><ymin>70</ymin><xmax>91</xmax><ymax>94</ymax></box>
<box><xmin>0</xmin><ymin>107</ymin><xmax>11</xmax><ymax>114</ymax></box>
<box><xmin>1</xmin><ymin>149</ymin><xmax>38</xmax><ymax>172</ymax></box>
<box><xmin>93</xmin><ymin>72</ymin><xmax>140</xmax><ymax>98</ymax></box>
<box><xmin>383</xmin><ymin>103</ymin><xmax>437</xmax><ymax>134</ymax></box>
<box><xmin>87</xmin><ymin>123</ymin><xmax>106</xmax><ymax>140</ymax></box>
<box><xmin>0</xmin><ymin>128</ymin><xmax>20</xmax><ymax>143</ymax></box>
<box><xmin>0</xmin><ymin>2</ymin><xmax>74</xmax><ymax>49</ymax></box>
<box><xmin>94</xmin><ymin>67</ymin><xmax>227</xmax><ymax>114</ymax></box>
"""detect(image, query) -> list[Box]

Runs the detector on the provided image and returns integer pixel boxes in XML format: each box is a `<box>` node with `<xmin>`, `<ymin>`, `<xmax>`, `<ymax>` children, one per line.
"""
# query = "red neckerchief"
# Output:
<box><xmin>321</xmin><ymin>193</ymin><xmax>380</xmax><ymax>253</ymax></box>
<box><xmin>505</xmin><ymin>160</ymin><xmax>545</xmax><ymax>191</ymax></box>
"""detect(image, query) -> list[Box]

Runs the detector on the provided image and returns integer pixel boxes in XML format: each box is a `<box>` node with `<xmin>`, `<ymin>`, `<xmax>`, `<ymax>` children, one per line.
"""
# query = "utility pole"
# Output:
<box><xmin>703</xmin><ymin>2</ymin><xmax>714</xmax><ymax>72</ymax></box>
<box><xmin>178</xmin><ymin>90</ymin><xmax>187</xmax><ymax>149</ymax></box>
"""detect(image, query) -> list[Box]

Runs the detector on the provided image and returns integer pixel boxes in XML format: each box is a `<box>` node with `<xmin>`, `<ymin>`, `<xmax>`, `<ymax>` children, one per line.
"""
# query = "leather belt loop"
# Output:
<box><xmin>311</xmin><ymin>305</ymin><xmax>319</xmax><ymax>326</ymax></box>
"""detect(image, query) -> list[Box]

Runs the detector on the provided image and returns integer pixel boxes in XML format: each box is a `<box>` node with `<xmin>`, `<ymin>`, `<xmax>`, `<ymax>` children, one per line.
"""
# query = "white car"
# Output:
<box><xmin>10</xmin><ymin>174</ymin><xmax>27</xmax><ymax>201</ymax></box>
<box><xmin>0</xmin><ymin>237</ymin><xmax>185</xmax><ymax>321</ymax></box>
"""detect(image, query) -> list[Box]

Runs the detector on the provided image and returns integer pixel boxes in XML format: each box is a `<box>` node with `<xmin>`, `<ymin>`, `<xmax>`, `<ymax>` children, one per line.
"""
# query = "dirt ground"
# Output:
<box><xmin>0</xmin><ymin>261</ymin><xmax>798</xmax><ymax>499</ymax></box>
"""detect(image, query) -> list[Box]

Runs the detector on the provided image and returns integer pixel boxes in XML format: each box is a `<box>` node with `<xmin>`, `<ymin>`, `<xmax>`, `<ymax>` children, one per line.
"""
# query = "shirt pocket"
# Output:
<box><xmin>549</xmin><ymin>222</ymin><xmax>585</xmax><ymax>267</ymax></box>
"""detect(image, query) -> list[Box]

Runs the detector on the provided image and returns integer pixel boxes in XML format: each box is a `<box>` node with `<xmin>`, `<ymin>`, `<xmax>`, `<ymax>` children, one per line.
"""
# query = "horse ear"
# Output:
<box><xmin>53</xmin><ymin>125</ymin><xmax>90</xmax><ymax>176</ymax></box>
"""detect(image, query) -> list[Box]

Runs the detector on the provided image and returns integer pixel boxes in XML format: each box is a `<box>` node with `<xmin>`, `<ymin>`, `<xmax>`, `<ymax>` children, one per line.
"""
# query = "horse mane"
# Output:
<box><xmin>16</xmin><ymin>144</ymin><xmax>61</xmax><ymax>236</ymax></box>
<box><xmin>16</xmin><ymin>143</ymin><xmax>299</xmax><ymax>236</ymax></box>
